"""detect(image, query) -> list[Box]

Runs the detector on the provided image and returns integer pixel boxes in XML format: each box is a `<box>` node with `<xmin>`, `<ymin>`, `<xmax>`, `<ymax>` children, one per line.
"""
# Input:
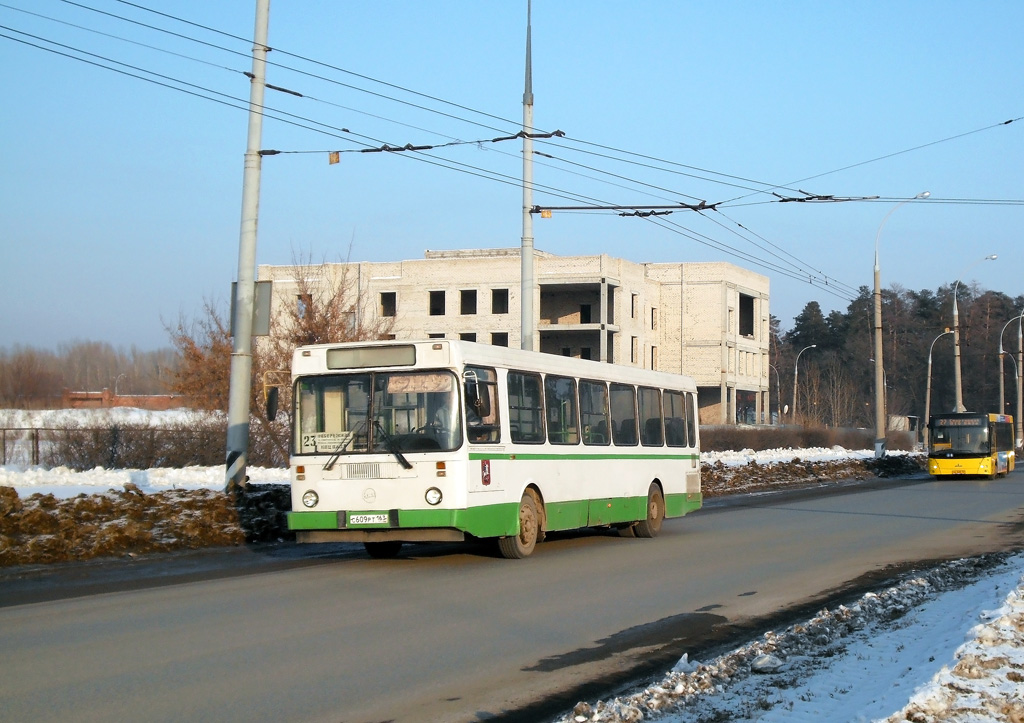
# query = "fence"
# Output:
<box><xmin>0</xmin><ymin>423</ymin><xmax>286</xmax><ymax>470</ymax></box>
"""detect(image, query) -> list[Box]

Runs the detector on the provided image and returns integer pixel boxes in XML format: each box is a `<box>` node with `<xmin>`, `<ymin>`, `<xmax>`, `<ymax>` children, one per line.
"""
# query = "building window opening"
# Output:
<box><xmin>580</xmin><ymin>304</ymin><xmax>592</xmax><ymax>324</ymax></box>
<box><xmin>460</xmin><ymin>332</ymin><xmax>477</xmax><ymax>342</ymax></box>
<box><xmin>491</xmin><ymin>288</ymin><xmax>509</xmax><ymax>315</ymax></box>
<box><xmin>739</xmin><ymin>293</ymin><xmax>755</xmax><ymax>337</ymax></box>
<box><xmin>491</xmin><ymin>332</ymin><xmax>509</xmax><ymax>347</ymax></box>
<box><xmin>461</xmin><ymin>289</ymin><xmax>477</xmax><ymax>315</ymax></box>
<box><xmin>380</xmin><ymin>291</ymin><xmax>396</xmax><ymax>317</ymax></box>
<box><xmin>429</xmin><ymin>290</ymin><xmax>445</xmax><ymax>316</ymax></box>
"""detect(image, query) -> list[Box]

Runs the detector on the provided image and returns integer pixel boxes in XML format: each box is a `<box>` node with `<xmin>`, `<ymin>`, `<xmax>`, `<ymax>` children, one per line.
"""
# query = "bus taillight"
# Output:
<box><xmin>481</xmin><ymin>459</ymin><xmax>491</xmax><ymax>486</ymax></box>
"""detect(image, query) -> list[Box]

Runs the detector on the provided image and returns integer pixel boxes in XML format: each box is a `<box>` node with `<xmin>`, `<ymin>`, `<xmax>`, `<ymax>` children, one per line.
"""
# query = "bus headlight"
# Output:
<box><xmin>425</xmin><ymin>487</ymin><xmax>442</xmax><ymax>506</ymax></box>
<box><xmin>301</xmin><ymin>490</ymin><xmax>319</xmax><ymax>508</ymax></box>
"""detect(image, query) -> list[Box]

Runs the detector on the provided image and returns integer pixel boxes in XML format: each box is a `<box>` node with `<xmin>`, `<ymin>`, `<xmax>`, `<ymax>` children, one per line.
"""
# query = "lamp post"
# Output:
<box><xmin>952</xmin><ymin>254</ymin><xmax>997</xmax><ymax>412</ymax></box>
<box><xmin>924</xmin><ymin>329</ymin><xmax>953</xmax><ymax>449</ymax></box>
<box><xmin>874</xmin><ymin>191</ymin><xmax>929</xmax><ymax>458</ymax></box>
<box><xmin>998</xmin><ymin>311</ymin><xmax>1024</xmax><ymax>448</ymax></box>
<box><xmin>793</xmin><ymin>344</ymin><xmax>816</xmax><ymax>424</ymax></box>
<box><xmin>769</xmin><ymin>363</ymin><xmax>782</xmax><ymax>424</ymax></box>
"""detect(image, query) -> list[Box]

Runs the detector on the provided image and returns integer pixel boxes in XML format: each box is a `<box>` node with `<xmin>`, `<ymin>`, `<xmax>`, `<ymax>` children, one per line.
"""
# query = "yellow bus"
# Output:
<box><xmin>928</xmin><ymin>413</ymin><xmax>1016</xmax><ymax>479</ymax></box>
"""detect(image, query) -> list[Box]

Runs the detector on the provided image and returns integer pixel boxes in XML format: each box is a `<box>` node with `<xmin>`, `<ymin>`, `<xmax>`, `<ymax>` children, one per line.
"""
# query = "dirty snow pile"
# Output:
<box><xmin>560</xmin><ymin>554</ymin><xmax>1024</xmax><ymax>723</ymax></box>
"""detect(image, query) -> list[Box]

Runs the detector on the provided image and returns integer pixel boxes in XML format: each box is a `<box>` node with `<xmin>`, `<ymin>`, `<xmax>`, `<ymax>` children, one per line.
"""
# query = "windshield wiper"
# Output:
<box><xmin>373</xmin><ymin>420</ymin><xmax>413</xmax><ymax>469</ymax></box>
<box><xmin>323</xmin><ymin>420</ymin><xmax>366</xmax><ymax>471</ymax></box>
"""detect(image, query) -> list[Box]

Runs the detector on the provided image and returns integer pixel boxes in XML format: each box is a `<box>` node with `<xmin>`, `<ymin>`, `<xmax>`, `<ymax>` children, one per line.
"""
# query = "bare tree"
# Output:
<box><xmin>165</xmin><ymin>299</ymin><xmax>233</xmax><ymax>411</ymax></box>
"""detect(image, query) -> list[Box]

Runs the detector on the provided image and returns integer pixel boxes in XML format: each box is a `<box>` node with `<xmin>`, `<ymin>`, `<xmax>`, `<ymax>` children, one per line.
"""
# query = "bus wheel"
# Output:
<box><xmin>364</xmin><ymin>541</ymin><xmax>403</xmax><ymax>559</ymax></box>
<box><xmin>633</xmin><ymin>484</ymin><xmax>665</xmax><ymax>539</ymax></box>
<box><xmin>498</xmin><ymin>491</ymin><xmax>540</xmax><ymax>559</ymax></box>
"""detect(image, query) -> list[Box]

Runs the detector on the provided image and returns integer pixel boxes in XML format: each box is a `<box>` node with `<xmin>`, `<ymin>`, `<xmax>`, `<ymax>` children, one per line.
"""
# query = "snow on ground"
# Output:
<box><xmin>561</xmin><ymin>554</ymin><xmax>1024</xmax><ymax>723</ymax></box>
<box><xmin>3</xmin><ymin>409</ymin><xmax>1022</xmax><ymax>720</ymax></box>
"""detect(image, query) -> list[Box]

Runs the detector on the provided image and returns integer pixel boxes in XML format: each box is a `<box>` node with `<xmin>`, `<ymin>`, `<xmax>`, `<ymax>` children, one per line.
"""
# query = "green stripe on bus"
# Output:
<box><xmin>288</xmin><ymin>491</ymin><xmax>701</xmax><ymax>538</ymax></box>
<box><xmin>288</xmin><ymin>504</ymin><xmax>520</xmax><ymax>538</ymax></box>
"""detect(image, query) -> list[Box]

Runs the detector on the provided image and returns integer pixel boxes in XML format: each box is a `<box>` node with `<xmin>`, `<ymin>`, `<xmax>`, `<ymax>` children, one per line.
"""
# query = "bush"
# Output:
<box><xmin>42</xmin><ymin>415</ymin><xmax>287</xmax><ymax>471</ymax></box>
<box><xmin>700</xmin><ymin>425</ymin><xmax>875</xmax><ymax>453</ymax></box>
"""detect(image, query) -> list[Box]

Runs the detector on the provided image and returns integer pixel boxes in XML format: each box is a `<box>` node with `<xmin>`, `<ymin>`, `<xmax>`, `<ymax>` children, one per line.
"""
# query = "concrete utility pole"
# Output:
<box><xmin>225</xmin><ymin>0</ymin><xmax>270</xmax><ymax>492</ymax></box>
<box><xmin>952</xmin><ymin>254</ymin><xmax>996</xmax><ymax>413</ymax></box>
<box><xmin>520</xmin><ymin>0</ymin><xmax>536</xmax><ymax>351</ymax></box>
<box><xmin>873</xmin><ymin>191</ymin><xmax>929</xmax><ymax>458</ymax></box>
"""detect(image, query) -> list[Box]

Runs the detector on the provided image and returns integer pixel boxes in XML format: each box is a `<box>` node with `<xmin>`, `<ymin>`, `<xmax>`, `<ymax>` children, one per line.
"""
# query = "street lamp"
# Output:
<box><xmin>952</xmin><ymin>254</ymin><xmax>997</xmax><ymax>412</ymax></box>
<box><xmin>998</xmin><ymin>311</ymin><xmax>1024</xmax><ymax>448</ymax></box>
<box><xmin>769</xmin><ymin>363</ymin><xmax>782</xmax><ymax>424</ymax></box>
<box><xmin>874</xmin><ymin>191</ymin><xmax>929</xmax><ymax>458</ymax></box>
<box><xmin>924</xmin><ymin>329</ymin><xmax>953</xmax><ymax>449</ymax></box>
<box><xmin>793</xmin><ymin>344</ymin><xmax>816</xmax><ymax>424</ymax></box>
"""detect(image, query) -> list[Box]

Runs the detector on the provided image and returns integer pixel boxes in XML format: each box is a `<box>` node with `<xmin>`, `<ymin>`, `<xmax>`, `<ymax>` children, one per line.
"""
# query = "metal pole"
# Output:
<box><xmin>520</xmin><ymin>0</ymin><xmax>535</xmax><ymax>352</ymax></box>
<box><xmin>997</xmin><ymin>315</ymin><xmax>1019</xmax><ymax>413</ymax></box>
<box><xmin>793</xmin><ymin>345</ymin><xmax>815</xmax><ymax>424</ymax></box>
<box><xmin>999</xmin><ymin>313</ymin><xmax>1024</xmax><ymax>448</ymax></box>
<box><xmin>225</xmin><ymin>0</ymin><xmax>270</xmax><ymax>492</ymax></box>
<box><xmin>1018</xmin><ymin>316</ymin><xmax>1023</xmax><ymax>448</ymax></box>
<box><xmin>925</xmin><ymin>330</ymin><xmax>952</xmax><ymax>450</ymax></box>
<box><xmin>999</xmin><ymin>349</ymin><xmax>1006</xmax><ymax>413</ymax></box>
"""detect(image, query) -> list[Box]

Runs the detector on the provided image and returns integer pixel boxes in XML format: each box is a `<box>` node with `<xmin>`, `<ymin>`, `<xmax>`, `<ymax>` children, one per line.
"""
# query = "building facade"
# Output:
<box><xmin>257</xmin><ymin>248</ymin><xmax>770</xmax><ymax>424</ymax></box>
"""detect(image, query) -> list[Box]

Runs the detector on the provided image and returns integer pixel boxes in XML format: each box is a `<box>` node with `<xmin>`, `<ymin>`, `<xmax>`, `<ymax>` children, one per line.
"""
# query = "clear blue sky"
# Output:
<box><xmin>2</xmin><ymin>0</ymin><xmax>1022</xmax><ymax>351</ymax></box>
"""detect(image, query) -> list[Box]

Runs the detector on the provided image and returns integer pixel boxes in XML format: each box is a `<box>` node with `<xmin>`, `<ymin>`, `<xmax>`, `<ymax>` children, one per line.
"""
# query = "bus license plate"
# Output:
<box><xmin>350</xmin><ymin>513</ymin><xmax>388</xmax><ymax>525</ymax></box>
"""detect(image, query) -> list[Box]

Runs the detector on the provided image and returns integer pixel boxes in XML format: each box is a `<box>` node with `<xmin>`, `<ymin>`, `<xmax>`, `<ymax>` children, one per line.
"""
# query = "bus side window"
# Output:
<box><xmin>610</xmin><ymin>383</ymin><xmax>638</xmax><ymax>446</ymax></box>
<box><xmin>464</xmin><ymin>366</ymin><xmax>500</xmax><ymax>444</ymax></box>
<box><xmin>580</xmin><ymin>379</ymin><xmax>610</xmax><ymax>446</ymax></box>
<box><xmin>664</xmin><ymin>390</ymin><xmax>687</xmax><ymax>447</ymax></box>
<box><xmin>545</xmin><ymin>375</ymin><xmax>579</xmax><ymax>445</ymax></box>
<box><xmin>508</xmin><ymin>371</ymin><xmax>544</xmax><ymax>443</ymax></box>
<box><xmin>639</xmin><ymin>386</ymin><xmax>663</xmax><ymax>446</ymax></box>
<box><xmin>685</xmin><ymin>391</ymin><xmax>697</xmax><ymax>447</ymax></box>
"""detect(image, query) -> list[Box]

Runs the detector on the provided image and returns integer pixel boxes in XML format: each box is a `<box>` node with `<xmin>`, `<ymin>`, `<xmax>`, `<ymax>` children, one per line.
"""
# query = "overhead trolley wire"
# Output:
<box><xmin>720</xmin><ymin>116</ymin><xmax>1024</xmax><ymax>205</ymax></box>
<box><xmin>7</xmin><ymin>1</ymin><xmax>971</xmax><ymax>300</ymax></box>
<box><xmin>105</xmin><ymin>0</ymin><xmax>530</xmax><ymax>134</ymax></box>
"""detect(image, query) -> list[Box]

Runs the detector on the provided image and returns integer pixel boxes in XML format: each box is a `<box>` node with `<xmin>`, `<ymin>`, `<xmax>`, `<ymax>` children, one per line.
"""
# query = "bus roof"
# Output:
<box><xmin>291</xmin><ymin>339</ymin><xmax>699</xmax><ymax>391</ymax></box>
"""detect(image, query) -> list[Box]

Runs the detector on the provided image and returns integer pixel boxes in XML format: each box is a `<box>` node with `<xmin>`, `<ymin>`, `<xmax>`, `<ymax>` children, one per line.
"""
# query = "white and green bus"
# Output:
<box><xmin>280</xmin><ymin>339</ymin><xmax>701</xmax><ymax>559</ymax></box>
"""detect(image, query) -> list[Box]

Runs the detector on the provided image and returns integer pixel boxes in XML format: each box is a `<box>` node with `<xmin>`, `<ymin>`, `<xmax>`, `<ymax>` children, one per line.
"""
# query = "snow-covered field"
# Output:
<box><xmin>2</xmin><ymin>409</ymin><xmax>1022</xmax><ymax>721</ymax></box>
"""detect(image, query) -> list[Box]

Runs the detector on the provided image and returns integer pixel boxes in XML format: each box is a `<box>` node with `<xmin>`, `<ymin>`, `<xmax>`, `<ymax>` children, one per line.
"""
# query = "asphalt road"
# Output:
<box><xmin>3</xmin><ymin>470</ymin><xmax>1024</xmax><ymax>723</ymax></box>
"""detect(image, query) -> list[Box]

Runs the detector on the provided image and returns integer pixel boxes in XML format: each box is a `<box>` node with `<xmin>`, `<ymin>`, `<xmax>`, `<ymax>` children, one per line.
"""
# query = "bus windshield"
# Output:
<box><xmin>295</xmin><ymin>370</ymin><xmax>462</xmax><ymax>456</ymax></box>
<box><xmin>930</xmin><ymin>420</ymin><xmax>990</xmax><ymax>455</ymax></box>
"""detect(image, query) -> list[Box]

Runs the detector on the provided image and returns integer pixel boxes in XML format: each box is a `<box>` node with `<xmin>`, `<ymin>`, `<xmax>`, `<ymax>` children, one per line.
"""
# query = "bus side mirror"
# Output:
<box><xmin>266</xmin><ymin>387</ymin><xmax>279</xmax><ymax>422</ymax></box>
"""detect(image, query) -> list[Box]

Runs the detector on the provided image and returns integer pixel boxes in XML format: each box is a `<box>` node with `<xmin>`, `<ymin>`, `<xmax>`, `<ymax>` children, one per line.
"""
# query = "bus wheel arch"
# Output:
<box><xmin>498</xmin><ymin>488</ymin><xmax>543</xmax><ymax>559</ymax></box>
<box><xmin>526</xmin><ymin>484</ymin><xmax>547</xmax><ymax>541</ymax></box>
<box><xmin>633</xmin><ymin>481</ymin><xmax>665</xmax><ymax>539</ymax></box>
